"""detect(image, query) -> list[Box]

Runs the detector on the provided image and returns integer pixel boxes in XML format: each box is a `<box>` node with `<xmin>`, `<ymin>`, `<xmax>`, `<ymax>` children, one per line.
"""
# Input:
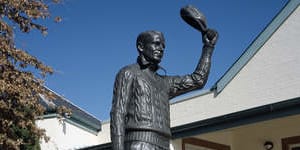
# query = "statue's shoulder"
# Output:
<box><xmin>116</xmin><ymin>63</ymin><xmax>139</xmax><ymax>77</ymax></box>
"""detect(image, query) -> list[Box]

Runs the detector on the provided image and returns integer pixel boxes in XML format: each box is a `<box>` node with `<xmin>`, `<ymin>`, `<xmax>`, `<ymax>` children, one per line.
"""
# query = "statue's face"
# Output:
<box><xmin>141</xmin><ymin>34</ymin><xmax>165</xmax><ymax>64</ymax></box>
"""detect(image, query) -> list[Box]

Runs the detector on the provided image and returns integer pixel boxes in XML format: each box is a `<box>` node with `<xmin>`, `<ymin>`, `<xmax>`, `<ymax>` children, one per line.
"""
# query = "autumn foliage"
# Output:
<box><xmin>0</xmin><ymin>0</ymin><xmax>61</xmax><ymax>149</ymax></box>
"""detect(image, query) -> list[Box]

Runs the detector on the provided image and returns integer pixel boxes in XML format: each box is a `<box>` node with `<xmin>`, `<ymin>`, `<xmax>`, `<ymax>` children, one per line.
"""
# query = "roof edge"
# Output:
<box><xmin>171</xmin><ymin>96</ymin><xmax>300</xmax><ymax>139</ymax></box>
<box><xmin>38</xmin><ymin>113</ymin><xmax>100</xmax><ymax>135</ymax></box>
<box><xmin>213</xmin><ymin>0</ymin><xmax>299</xmax><ymax>95</ymax></box>
<box><xmin>41</xmin><ymin>86</ymin><xmax>102</xmax><ymax>131</ymax></box>
<box><xmin>44</xmin><ymin>86</ymin><xmax>101</xmax><ymax>123</ymax></box>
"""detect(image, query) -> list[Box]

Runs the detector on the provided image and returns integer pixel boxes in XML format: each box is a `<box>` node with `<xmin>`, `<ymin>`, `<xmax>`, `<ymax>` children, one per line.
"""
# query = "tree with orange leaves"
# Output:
<box><xmin>0</xmin><ymin>0</ymin><xmax>63</xmax><ymax>149</ymax></box>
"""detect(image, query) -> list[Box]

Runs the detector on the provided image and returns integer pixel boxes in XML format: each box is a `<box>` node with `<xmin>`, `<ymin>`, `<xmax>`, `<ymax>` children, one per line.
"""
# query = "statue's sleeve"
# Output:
<box><xmin>168</xmin><ymin>45</ymin><xmax>214</xmax><ymax>99</ymax></box>
<box><xmin>110</xmin><ymin>68</ymin><xmax>133</xmax><ymax>150</ymax></box>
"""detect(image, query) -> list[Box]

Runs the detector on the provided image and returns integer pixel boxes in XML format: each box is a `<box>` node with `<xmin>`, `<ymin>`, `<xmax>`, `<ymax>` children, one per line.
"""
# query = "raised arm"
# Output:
<box><xmin>110</xmin><ymin>68</ymin><xmax>133</xmax><ymax>150</ymax></box>
<box><xmin>168</xmin><ymin>29</ymin><xmax>218</xmax><ymax>98</ymax></box>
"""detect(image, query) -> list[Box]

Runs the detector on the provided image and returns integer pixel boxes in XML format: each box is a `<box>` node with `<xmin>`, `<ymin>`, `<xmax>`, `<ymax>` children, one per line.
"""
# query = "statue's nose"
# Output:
<box><xmin>158</xmin><ymin>44</ymin><xmax>164</xmax><ymax>50</ymax></box>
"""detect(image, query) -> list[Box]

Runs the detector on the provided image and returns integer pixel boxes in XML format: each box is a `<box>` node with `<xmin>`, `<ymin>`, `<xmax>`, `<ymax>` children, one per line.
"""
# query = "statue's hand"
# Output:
<box><xmin>203</xmin><ymin>29</ymin><xmax>218</xmax><ymax>47</ymax></box>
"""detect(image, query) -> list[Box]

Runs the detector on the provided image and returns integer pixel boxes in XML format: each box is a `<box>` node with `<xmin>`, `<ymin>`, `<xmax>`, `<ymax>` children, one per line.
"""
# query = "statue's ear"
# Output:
<box><xmin>137</xmin><ymin>42</ymin><xmax>144</xmax><ymax>52</ymax></box>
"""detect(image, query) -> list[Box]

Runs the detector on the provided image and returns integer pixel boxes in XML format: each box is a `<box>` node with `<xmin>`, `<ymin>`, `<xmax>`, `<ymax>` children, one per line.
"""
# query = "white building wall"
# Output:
<box><xmin>37</xmin><ymin>118</ymin><xmax>99</xmax><ymax>150</ymax></box>
<box><xmin>97</xmin><ymin>120</ymin><xmax>111</xmax><ymax>144</ymax></box>
<box><xmin>170</xmin><ymin>5</ymin><xmax>300</xmax><ymax>127</ymax></box>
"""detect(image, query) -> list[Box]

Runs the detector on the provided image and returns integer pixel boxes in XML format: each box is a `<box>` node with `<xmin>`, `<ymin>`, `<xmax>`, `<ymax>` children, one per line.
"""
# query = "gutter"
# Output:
<box><xmin>171</xmin><ymin>96</ymin><xmax>300</xmax><ymax>139</ymax></box>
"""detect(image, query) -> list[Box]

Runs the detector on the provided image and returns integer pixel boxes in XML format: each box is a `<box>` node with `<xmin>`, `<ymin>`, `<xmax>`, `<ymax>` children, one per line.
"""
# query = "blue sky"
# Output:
<box><xmin>16</xmin><ymin>0</ymin><xmax>288</xmax><ymax>121</ymax></box>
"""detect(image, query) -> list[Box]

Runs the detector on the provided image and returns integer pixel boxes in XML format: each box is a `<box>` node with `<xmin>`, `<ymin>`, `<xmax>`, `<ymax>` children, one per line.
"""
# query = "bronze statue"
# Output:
<box><xmin>110</xmin><ymin>5</ymin><xmax>218</xmax><ymax>150</ymax></box>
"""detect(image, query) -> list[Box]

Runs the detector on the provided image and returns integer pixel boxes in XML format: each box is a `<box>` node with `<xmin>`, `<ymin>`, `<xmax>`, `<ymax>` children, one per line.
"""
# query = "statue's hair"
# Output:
<box><xmin>136</xmin><ymin>30</ymin><xmax>164</xmax><ymax>50</ymax></box>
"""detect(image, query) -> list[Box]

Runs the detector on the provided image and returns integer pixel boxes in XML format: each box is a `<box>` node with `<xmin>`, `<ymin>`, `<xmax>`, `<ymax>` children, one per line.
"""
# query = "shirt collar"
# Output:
<box><xmin>137</xmin><ymin>56</ymin><xmax>159</xmax><ymax>71</ymax></box>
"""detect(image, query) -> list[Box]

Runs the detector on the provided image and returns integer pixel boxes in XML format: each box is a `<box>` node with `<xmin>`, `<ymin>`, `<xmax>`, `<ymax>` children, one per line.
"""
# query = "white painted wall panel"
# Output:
<box><xmin>97</xmin><ymin>120</ymin><xmax>111</xmax><ymax>144</ymax></box>
<box><xmin>37</xmin><ymin>118</ymin><xmax>99</xmax><ymax>150</ymax></box>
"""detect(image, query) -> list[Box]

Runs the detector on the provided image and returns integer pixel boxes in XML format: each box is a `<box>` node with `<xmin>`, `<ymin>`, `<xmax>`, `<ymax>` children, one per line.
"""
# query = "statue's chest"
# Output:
<box><xmin>133</xmin><ymin>71</ymin><xmax>169</xmax><ymax>100</ymax></box>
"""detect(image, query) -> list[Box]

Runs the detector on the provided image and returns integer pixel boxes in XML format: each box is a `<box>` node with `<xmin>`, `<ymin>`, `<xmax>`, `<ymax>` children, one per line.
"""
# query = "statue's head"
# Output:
<box><xmin>136</xmin><ymin>31</ymin><xmax>165</xmax><ymax>64</ymax></box>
